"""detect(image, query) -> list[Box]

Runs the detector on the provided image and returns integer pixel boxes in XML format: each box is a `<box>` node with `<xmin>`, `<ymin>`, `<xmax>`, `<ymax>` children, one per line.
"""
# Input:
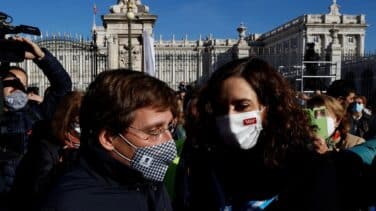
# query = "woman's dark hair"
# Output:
<box><xmin>80</xmin><ymin>69</ymin><xmax>178</xmax><ymax>145</ymax></box>
<box><xmin>197</xmin><ymin>57</ymin><xmax>315</xmax><ymax>167</ymax></box>
<box><xmin>51</xmin><ymin>91</ymin><xmax>84</xmax><ymax>145</ymax></box>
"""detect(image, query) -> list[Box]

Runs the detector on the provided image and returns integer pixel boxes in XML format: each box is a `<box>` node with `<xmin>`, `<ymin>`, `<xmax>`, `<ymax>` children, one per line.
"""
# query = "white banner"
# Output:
<box><xmin>143</xmin><ymin>30</ymin><xmax>155</xmax><ymax>76</ymax></box>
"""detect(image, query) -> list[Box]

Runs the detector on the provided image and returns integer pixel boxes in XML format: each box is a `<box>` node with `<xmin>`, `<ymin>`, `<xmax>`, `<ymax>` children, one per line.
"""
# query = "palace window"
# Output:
<box><xmin>313</xmin><ymin>35</ymin><xmax>320</xmax><ymax>43</ymax></box>
<box><xmin>276</xmin><ymin>44</ymin><xmax>282</xmax><ymax>53</ymax></box>
<box><xmin>348</xmin><ymin>36</ymin><xmax>354</xmax><ymax>43</ymax></box>
<box><xmin>290</xmin><ymin>38</ymin><xmax>298</xmax><ymax>48</ymax></box>
<box><xmin>283</xmin><ymin>41</ymin><xmax>289</xmax><ymax>52</ymax></box>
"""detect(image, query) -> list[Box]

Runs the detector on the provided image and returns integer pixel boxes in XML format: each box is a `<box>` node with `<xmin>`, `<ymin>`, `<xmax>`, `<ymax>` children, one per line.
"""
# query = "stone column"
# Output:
<box><xmin>328</xmin><ymin>28</ymin><xmax>342</xmax><ymax>80</ymax></box>
<box><xmin>102</xmin><ymin>0</ymin><xmax>157</xmax><ymax>72</ymax></box>
<box><xmin>359</xmin><ymin>34</ymin><xmax>365</xmax><ymax>56</ymax></box>
<box><xmin>108</xmin><ymin>35</ymin><xmax>119</xmax><ymax>69</ymax></box>
<box><xmin>233</xmin><ymin>24</ymin><xmax>250</xmax><ymax>59</ymax></box>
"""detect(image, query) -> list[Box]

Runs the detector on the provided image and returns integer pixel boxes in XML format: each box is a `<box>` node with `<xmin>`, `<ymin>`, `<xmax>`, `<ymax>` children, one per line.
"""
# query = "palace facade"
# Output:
<box><xmin>21</xmin><ymin>0</ymin><xmax>369</xmax><ymax>94</ymax></box>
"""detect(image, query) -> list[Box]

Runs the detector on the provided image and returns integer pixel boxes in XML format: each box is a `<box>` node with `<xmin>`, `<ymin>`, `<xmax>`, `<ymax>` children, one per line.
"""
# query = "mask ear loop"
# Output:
<box><xmin>113</xmin><ymin>148</ymin><xmax>132</xmax><ymax>162</ymax></box>
<box><xmin>118</xmin><ymin>134</ymin><xmax>137</xmax><ymax>149</ymax></box>
<box><xmin>113</xmin><ymin>134</ymin><xmax>138</xmax><ymax>162</ymax></box>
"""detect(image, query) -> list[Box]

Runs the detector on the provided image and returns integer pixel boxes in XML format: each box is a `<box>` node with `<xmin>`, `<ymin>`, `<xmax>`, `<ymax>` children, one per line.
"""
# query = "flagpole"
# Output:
<box><xmin>93</xmin><ymin>3</ymin><xmax>97</xmax><ymax>29</ymax></box>
<box><xmin>126</xmin><ymin>0</ymin><xmax>135</xmax><ymax>70</ymax></box>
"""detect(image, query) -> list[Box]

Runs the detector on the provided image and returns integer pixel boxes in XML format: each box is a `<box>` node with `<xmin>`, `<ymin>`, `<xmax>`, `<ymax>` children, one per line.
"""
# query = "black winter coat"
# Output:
<box><xmin>10</xmin><ymin>120</ymin><xmax>79</xmax><ymax>211</ymax></box>
<box><xmin>40</xmin><ymin>140</ymin><xmax>173</xmax><ymax>211</ymax></box>
<box><xmin>174</xmin><ymin>139</ymin><xmax>373</xmax><ymax>211</ymax></box>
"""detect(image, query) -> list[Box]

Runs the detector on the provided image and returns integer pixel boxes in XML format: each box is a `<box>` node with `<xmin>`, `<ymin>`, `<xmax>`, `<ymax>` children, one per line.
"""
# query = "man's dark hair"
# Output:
<box><xmin>80</xmin><ymin>69</ymin><xmax>178</xmax><ymax>145</ymax></box>
<box><xmin>326</xmin><ymin>79</ymin><xmax>355</xmax><ymax>99</ymax></box>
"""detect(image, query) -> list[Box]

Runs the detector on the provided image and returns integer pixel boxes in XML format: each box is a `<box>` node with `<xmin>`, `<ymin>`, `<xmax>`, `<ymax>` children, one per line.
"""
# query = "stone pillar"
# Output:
<box><xmin>108</xmin><ymin>35</ymin><xmax>119</xmax><ymax>69</ymax></box>
<box><xmin>359</xmin><ymin>34</ymin><xmax>365</xmax><ymax>56</ymax></box>
<box><xmin>101</xmin><ymin>0</ymin><xmax>157</xmax><ymax>72</ymax></box>
<box><xmin>233</xmin><ymin>24</ymin><xmax>250</xmax><ymax>59</ymax></box>
<box><xmin>328</xmin><ymin>28</ymin><xmax>342</xmax><ymax>80</ymax></box>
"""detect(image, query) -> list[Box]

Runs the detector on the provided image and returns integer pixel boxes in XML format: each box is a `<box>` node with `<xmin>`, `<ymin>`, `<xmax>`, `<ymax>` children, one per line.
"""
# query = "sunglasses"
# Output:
<box><xmin>2</xmin><ymin>78</ymin><xmax>26</xmax><ymax>92</ymax></box>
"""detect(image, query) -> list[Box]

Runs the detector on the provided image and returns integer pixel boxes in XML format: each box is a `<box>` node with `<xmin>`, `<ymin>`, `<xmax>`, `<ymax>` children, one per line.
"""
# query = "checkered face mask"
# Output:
<box><xmin>114</xmin><ymin>134</ymin><xmax>177</xmax><ymax>182</ymax></box>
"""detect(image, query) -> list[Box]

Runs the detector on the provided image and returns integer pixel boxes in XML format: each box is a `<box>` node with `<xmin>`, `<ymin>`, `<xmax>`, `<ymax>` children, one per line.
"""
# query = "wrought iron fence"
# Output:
<box><xmin>342</xmin><ymin>53</ymin><xmax>376</xmax><ymax>107</ymax></box>
<box><xmin>19</xmin><ymin>35</ymin><xmax>107</xmax><ymax>95</ymax></box>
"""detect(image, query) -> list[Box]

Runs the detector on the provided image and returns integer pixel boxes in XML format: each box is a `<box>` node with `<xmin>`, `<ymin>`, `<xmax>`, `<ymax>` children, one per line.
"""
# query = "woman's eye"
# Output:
<box><xmin>234</xmin><ymin>104</ymin><xmax>249</xmax><ymax>111</ymax></box>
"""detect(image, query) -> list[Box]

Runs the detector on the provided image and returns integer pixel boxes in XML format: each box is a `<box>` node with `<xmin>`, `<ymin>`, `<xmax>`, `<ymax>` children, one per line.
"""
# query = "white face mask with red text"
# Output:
<box><xmin>215</xmin><ymin>110</ymin><xmax>263</xmax><ymax>150</ymax></box>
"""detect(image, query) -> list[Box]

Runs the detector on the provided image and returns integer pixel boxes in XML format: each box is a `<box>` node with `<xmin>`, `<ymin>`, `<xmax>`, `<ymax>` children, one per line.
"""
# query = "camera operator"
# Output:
<box><xmin>0</xmin><ymin>36</ymin><xmax>72</xmax><ymax>202</ymax></box>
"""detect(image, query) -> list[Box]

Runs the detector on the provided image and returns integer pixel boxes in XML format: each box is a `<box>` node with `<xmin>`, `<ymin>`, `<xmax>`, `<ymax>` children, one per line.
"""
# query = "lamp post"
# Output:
<box><xmin>126</xmin><ymin>0</ymin><xmax>135</xmax><ymax>70</ymax></box>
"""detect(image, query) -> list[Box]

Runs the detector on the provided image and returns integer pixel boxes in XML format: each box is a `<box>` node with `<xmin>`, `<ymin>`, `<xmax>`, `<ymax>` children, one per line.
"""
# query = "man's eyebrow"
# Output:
<box><xmin>141</xmin><ymin>119</ymin><xmax>175</xmax><ymax>130</ymax></box>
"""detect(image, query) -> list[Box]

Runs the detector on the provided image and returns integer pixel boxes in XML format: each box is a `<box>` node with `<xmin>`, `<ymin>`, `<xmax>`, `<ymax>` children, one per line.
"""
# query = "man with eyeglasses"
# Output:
<box><xmin>41</xmin><ymin>69</ymin><xmax>178</xmax><ymax>211</ymax></box>
<box><xmin>0</xmin><ymin>36</ymin><xmax>72</xmax><ymax>201</ymax></box>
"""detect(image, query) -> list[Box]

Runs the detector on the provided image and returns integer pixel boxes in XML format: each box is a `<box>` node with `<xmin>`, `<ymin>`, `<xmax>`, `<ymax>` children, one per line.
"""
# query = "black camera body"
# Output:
<box><xmin>0</xmin><ymin>12</ymin><xmax>41</xmax><ymax>63</ymax></box>
<box><xmin>0</xmin><ymin>40</ymin><xmax>33</xmax><ymax>62</ymax></box>
<box><xmin>0</xmin><ymin>12</ymin><xmax>41</xmax><ymax>119</ymax></box>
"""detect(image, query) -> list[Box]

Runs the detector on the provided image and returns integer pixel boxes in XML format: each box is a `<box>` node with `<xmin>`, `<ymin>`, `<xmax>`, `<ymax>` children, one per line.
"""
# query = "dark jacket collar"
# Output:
<box><xmin>80</xmin><ymin>138</ymin><xmax>155</xmax><ymax>187</ymax></box>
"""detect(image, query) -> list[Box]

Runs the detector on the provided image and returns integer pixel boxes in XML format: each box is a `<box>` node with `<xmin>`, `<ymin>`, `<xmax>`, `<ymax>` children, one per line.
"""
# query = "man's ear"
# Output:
<box><xmin>98</xmin><ymin>129</ymin><xmax>115</xmax><ymax>151</ymax></box>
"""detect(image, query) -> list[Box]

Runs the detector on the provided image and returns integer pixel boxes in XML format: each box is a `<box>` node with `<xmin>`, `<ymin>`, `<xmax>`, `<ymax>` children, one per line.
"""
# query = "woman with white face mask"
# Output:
<box><xmin>306</xmin><ymin>95</ymin><xmax>365</xmax><ymax>153</ymax></box>
<box><xmin>175</xmin><ymin>58</ymin><xmax>341</xmax><ymax>211</ymax></box>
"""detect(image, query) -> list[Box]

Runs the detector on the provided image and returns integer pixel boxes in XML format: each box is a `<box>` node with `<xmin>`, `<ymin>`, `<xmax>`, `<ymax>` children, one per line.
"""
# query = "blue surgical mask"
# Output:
<box><xmin>4</xmin><ymin>90</ymin><xmax>28</xmax><ymax>111</ymax></box>
<box><xmin>353</xmin><ymin>103</ymin><xmax>364</xmax><ymax>113</ymax></box>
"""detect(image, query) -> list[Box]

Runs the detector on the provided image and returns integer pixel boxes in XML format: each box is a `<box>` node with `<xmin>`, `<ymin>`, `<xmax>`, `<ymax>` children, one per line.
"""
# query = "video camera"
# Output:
<box><xmin>0</xmin><ymin>12</ymin><xmax>41</xmax><ymax>120</ymax></box>
<box><xmin>0</xmin><ymin>11</ymin><xmax>41</xmax><ymax>63</ymax></box>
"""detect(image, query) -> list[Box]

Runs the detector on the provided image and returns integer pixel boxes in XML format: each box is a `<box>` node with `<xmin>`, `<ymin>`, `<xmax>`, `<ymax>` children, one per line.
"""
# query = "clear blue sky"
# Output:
<box><xmin>2</xmin><ymin>0</ymin><xmax>376</xmax><ymax>52</ymax></box>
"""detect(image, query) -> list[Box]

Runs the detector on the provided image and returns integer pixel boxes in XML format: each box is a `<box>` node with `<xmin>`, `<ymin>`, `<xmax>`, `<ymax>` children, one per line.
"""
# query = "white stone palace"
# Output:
<box><xmin>20</xmin><ymin>0</ymin><xmax>371</xmax><ymax>95</ymax></box>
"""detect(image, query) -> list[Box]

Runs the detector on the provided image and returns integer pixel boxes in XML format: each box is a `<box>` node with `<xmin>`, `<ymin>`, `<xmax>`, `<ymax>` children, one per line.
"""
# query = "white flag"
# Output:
<box><xmin>143</xmin><ymin>30</ymin><xmax>155</xmax><ymax>76</ymax></box>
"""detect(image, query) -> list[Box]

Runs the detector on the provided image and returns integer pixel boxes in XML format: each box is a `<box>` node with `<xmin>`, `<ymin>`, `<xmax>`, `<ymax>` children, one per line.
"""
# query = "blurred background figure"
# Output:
<box><xmin>307</xmin><ymin>94</ymin><xmax>365</xmax><ymax>153</ymax></box>
<box><xmin>348</xmin><ymin>95</ymin><xmax>376</xmax><ymax>140</ymax></box>
<box><xmin>10</xmin><ymin>91</ymin><xmax>83</xmax><ymax>210</ymax></box>
<box><xmin>326</xmin><ymin>79</ymin><xmax>356</xmax><ymax>110</ymax></box>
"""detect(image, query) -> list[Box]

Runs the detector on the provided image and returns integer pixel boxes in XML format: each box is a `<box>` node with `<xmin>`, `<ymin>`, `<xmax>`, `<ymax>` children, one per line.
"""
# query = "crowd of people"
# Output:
<box><xmin>0</xmin><ymin>37</ymin><xmax>376</xmax><ymax>211</ymax></box>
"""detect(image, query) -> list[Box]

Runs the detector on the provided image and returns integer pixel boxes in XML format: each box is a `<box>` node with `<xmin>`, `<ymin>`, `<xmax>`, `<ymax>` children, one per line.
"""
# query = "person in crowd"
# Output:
<box><xmin>357</xmin><ymin>95</ymin><xmax>372</xmax><ymax>116</ymax></box>
<box><xmin>348</xmin><ymin>95</ymin><xmax>376</xmax><ymax>140</ymax></box>
<box><xmin>306</xmin><ymin>94</ymin><xmax>365</xmax><ymax>153</ymax></box>
<box><xmin>326</xmin><ymin>79</ymin><xmax>356</xmax><ymax>109</ymax></box>
<box><xmin>0</xmin><ymin>36</ymin><xmax>72</xmax><ymax>198</ymax></box>
<box><xmin>307</xmin><ymin>94</ymin><xmax>376</xmax><ymax>210</ymax></box>
<box><xmin>10</xmin><ymin>91</ymin><xmax>83</xmax><ymax>210</ymax></box>
<box><xmin>175</xmin><ymin>57</ymin><xmax>340</xmax><ymax>210</ymax></box>
<box><xmin>164</xmin><ymin>91</ymin><xmax>187</xmax><ymax>201</ymax></box>
<box><xmin>41</xmin><ymin>69</ymin><xmax>177</xmax><ymax>211</ymax></box>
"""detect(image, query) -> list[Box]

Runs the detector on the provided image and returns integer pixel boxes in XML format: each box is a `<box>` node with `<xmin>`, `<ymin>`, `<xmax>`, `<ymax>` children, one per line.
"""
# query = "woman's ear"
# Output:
<box><xmin>98</xmin><ymin>129</ymin><xmax>115</xmax><ymax>151</ymax></box>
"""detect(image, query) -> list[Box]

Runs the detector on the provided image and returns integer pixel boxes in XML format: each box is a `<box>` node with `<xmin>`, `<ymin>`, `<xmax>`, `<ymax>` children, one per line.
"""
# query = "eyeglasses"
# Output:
<box><xmin>128</xmin><ymin>122</ymin><xmax>176</xmax><ymax>141</ymax></box>
<box><xmin>313</xmin><ymin>106</ymin><xmax>328</xmax><ymax>119</ymax></box>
